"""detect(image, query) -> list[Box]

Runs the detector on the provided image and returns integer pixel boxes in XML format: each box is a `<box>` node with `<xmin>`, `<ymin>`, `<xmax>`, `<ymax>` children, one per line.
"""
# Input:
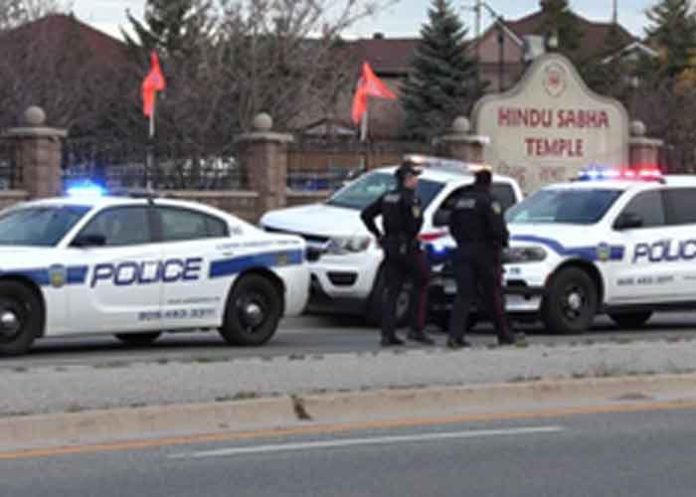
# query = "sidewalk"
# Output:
<box><xmin>3</xmin><ymin>338</ymin><xmax>696</xmax><ymax>417</ymax></box>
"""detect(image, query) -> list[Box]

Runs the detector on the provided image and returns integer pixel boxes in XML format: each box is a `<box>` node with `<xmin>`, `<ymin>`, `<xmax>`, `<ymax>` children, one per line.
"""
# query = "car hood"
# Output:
<box><xmin>431</xmin><ymin>223</ymin><xmax>604</xmax><ymax>254</ymax></box>
<box><xmin>508</xmin><ymin>224</ymin><xmax>603</xmax><ymax>248</ymax></box>
<box><xmin>260</xmin><ymin>203</ymin><xmax>369</xmax><ymax>237</ymax></box>
<box><xmin>0</xmin><ymin>246</ymin><xmax>62</xmax><ymax>271</ymax></box>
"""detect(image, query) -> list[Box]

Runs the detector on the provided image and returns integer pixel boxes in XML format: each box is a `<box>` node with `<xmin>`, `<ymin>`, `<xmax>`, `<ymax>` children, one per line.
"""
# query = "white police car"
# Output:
<box><xmin>261</xmin><ymin>156</ymin><xmax>522</xmax><ymax>324</ymax></box>
<box><xmin>500</xmin><ymin>166</ymin><xmax>696</xmax><ymax>333</ymax></box>
<box><xmin>0</xmin><ymin>187</ymin><xmax>309</xmax><ymax>355</ymax></box>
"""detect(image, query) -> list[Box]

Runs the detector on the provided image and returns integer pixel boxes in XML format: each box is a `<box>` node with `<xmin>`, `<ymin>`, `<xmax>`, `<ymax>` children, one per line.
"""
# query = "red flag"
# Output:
<box><xmin>142</xmin><ymin>51</ymin><xmax>166</xmax><ymax>117</ymax></box>
<box><xmin>351</xmin><ymin>62</ymin><xmax>396</xmax><ymax>124</ymax></box>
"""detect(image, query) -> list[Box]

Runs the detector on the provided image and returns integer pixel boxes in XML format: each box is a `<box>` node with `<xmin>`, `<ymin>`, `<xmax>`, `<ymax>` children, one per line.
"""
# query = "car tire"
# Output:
<box><xmin>0</xmin><ymin>281</ymin><xmax>42</xmax><ymax>356</ymax></box>
<box><xmin>541</xmin><ymin>267</ymin><xmax>598</xmax><ymax>334</ymax></box>
<box><xmin>608</xmin><ymin>311</ymin><xmax>653</xmax><ymax>329</ymax></box>
<box><xmin>219</xmin><ymin>274</ymin><xmax>282</xmax><ymax>346</ymax></box>
<box><xmin>114</xmin><ymin>332</ymin><xmax>162</xmax><ymax>346</ymax></box>
<box><xmin>366</xmin><ymin>269</ymin><xmax>410</xmax><ymax>328</ymax></box>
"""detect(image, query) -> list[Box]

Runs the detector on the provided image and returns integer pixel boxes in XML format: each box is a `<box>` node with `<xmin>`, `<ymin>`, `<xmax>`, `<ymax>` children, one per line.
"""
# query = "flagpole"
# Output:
<box><xmin>146</xmin><ymin>95</ymin><xmax>156</xmax><ymax>190</ymax></box>
<box><xmin>360</xmin><ymin>105</ymin><xmax>368</xmax><ymax>142</ymax></box>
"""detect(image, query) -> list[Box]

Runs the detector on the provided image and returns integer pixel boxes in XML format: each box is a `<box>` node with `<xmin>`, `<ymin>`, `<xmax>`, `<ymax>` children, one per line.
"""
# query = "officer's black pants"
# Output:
<box><xmin>381</xmin><ymin>246</ymin><xmax>430</xmax><ymax>339</ymax></box>
<box><xmin>448</xmin><ymin>245</ymin><xmax>513</xmax><ymax>342</ymax></box>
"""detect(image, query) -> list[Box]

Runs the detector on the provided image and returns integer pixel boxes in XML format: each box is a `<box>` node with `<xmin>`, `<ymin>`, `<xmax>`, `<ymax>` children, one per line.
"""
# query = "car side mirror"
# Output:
<box><xmin>614</xmin><ymin>212</ymin><xmax>643</xmax><ymax>230</ymax></box>
<box><xmin>433</xmin><ymin>210</ymin><xmax>451</xmax><ymax>227</ymax></box>
<box><xmin>72</xmin><ymin>233</ymin><xmax>107</xmax><ymax>248</ymax></box>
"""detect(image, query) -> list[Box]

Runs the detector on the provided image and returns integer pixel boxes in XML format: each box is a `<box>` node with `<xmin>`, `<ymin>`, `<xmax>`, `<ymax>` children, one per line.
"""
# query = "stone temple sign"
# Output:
<box><xmin>473</xmin><ymin>53</ymin><xmax>630</xmax><ymax>193</ymax></box>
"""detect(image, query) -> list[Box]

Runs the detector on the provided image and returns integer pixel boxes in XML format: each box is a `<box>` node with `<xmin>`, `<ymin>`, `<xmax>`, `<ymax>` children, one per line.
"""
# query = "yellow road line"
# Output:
<box><xmin>3</xmin><ymin>399</ymin><xmax>696</xmax><ymax>461</ymax></box>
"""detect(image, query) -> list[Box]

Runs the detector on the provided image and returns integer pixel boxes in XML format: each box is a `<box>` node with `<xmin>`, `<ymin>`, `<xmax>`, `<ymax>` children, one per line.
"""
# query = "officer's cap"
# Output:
<box><xmin>468</xmin><ymin>163</ymin><xmax>492</xmax><ymax>185</ymax></box>
<box><xmin>395</xmin><ymin>158</ymin><xmax>423</xmax><ymax>181</ymax></box>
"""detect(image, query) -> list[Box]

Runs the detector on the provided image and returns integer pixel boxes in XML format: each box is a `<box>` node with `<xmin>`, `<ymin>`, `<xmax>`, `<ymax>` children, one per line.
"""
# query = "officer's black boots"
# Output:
<box><xmin>446</xmin><ymin>337</ymin><xmax>472</xmax><ymax>350</ymax></box>
<box><xmin>381</xmin><ymin>336</ymin><xmax>405</xmax><ymax>347</ymax></box>
<box><xmin>498</xmin><ymin>331</ymin><xmax>526</xmax><ymax>347</ymax></box>
<box><xmin>407</xmin><ymin>330</ymin><xmax>434</xmax><ymax>345</ymax></box>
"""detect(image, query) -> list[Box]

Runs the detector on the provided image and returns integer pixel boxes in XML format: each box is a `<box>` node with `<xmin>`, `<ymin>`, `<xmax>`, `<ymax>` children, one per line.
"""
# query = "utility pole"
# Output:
<box><xmin>475</xmin><ymin>0</ymin><xmax>482</xmax><ymax>61</ymax></box>
<box><xmin>612</xmin><ymin>0</ymin><xmax>618</xmax><ymax>25</ymax></box>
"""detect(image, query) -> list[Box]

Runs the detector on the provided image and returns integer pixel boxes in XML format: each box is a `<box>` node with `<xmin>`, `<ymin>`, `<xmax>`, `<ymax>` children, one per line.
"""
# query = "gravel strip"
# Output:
<box><xmin>3</xmin><ymin>340</ymin><xmax>696</xmax><ymax>416</ymax></box>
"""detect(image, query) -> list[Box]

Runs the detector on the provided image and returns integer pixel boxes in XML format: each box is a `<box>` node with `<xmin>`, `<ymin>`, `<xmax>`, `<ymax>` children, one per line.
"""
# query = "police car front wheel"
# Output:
<box><xmin>542</xmin><ymin>267</ymin><xmax>598</xmax><ymax>334</ymax></box>
<box><xmin>219</xmin><ymin>274</ymin><xmax>282</xmax><ymax>347</ymax></box>
<box><xmin>0</xmin><ymin>281</ymin><xmax>42</xmax><ymax>356</ymax></box>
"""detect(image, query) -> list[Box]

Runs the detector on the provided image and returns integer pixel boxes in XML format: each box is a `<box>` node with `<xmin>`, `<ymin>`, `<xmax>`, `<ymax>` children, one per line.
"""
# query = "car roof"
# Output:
<box><xmin>540</xmin><ymin>174</ymin><xmax>696</xmax><ymax>192</ymax></box>
<box><xmin>375</xmin><ymin>165</ymin><xmax>518</xmax><ymax>185</ymax></box>
<box><xmin>13</xmin><ymin>195</ymin><xmax>230</xmax><ymax>218</ymax></box>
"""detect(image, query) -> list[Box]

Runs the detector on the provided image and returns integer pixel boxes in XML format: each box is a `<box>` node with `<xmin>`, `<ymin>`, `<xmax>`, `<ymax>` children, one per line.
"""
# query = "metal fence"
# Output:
<box><xmin>0</xmin><ymin>139</ymin><xmax>17</xmax><ymax>190</ymax></box>
<box><xmin>62</xmin><ymin>139</ymin><xmax>246</xmax><ymax>191</ymax></box>
<box><xmin>287</xmin><ymin>166</ymin><xmax>361</xmax><ymax>192</ymax></box>
<box><xmin>287</xmin><ymin>139</ymin><xmax>429</xmax><ymax>192</ymax></box>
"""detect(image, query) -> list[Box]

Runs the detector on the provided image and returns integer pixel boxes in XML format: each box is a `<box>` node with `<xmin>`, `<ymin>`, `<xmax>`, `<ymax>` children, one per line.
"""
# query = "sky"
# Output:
<box><xmin>72</xmin><ymin>0</ymin><xmax>656</xmax><ymax>41</ymax></box>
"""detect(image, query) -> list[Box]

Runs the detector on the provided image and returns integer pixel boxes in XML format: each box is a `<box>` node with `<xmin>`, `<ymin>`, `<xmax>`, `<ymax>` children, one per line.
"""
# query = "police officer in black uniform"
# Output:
<box><xmin>361</xmin><ymin>160</ymin><xmax>434</xmax><ymax>346</ymax></box>
<box><xmin>447</xmin><ymin>168</ymin><xmax>518</xmax><ymax>348</ymax></box>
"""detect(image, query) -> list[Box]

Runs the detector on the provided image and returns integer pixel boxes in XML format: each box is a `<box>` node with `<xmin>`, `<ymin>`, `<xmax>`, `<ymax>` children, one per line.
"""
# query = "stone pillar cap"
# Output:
<box><xmin>630</xmin><ymin>120</ymin><xmax>646</xmax><ymax>137</ymax></box>
<box><xmin>24</xmin><ymin>106</ymin><xmax>46</xmax><ymax>126</ymax></box>
<box><xmin>253</xmin><ymin>113</ymin><xmax>273</xmax><ymax>132</ymax></box>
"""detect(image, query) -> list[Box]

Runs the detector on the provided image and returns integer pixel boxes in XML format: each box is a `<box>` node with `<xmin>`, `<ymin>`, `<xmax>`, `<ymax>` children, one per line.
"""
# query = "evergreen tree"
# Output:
<box><xmin>123</xmin><ymin>0</ymin><xmax>214</xmax><ymax>61</ymax></box>
<box><xmin>536</xmin><ymin>0</ymin><xmax>582</xmax><ymax>59</ymax></box>
<box><xmin>401</xmin><ymin>0</ymin><xmax>482</xmax><ymax>141</ymax></box>
<box><xmin>581</xmin><ymin>24</ymin><xmax>633</xmax><ymax>98</ymax></box>
<box><xmin>645</xmin><ymin>0</ymin><xmax>696</xmax><ymax>79</ymax></box>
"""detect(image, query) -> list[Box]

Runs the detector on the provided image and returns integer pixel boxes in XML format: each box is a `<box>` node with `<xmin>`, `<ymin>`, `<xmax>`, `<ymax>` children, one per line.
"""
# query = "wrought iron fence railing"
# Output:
<box><xmin>62</xmin><ymin>139</ymin><xmax>246</xmax><ymax>191</ymax></box>
<box><xmin>0</xmin><ymin>140</ymin><xmax>17</xmax><ymax>190</ymax></box>
<box><xmin>287</xmin><ymin>167</ymin><xmax>361</xmax><ymax>192</ymax></box>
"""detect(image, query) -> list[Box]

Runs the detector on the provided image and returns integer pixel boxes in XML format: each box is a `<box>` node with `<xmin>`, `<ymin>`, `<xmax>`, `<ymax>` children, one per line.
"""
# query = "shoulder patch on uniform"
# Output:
<box><xmin>491</xmin><ymin>201</ymin><xmax>502</xmax><ymax>215</ymax></box>
<box><xmin>384</xmin><ymin>193</ymin><xmax>400</xmax><ymax>204</ymax></box>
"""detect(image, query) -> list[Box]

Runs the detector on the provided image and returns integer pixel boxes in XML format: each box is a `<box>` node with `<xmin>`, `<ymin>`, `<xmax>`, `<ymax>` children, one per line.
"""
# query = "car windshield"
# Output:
<box><xmin>326</xmin><ymin>171</ymin><xmax>444</xmax><ymax>210</ymax></box>
<box><xmin>0</xmin><ymin>205</ymin><xmax>91</xmax><ymax>247</ymax></box>
<box><xmin>506</xmin><ymin>188</ymin><xmax>623</xmax><ymax>225</ymax></box>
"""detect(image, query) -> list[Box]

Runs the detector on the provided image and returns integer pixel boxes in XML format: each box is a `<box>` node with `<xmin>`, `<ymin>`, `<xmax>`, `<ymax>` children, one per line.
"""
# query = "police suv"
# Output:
<box><xmin>260</xmin><ymin>156</ymin><xmax>523</xmax><ymax>324</ymax></box>
<box><xmin>0</xmin><ymin>187</ymin><xmax>309</xmax><ymax>355</ymax></box>
<box><xmin>498</xmin><ymin>166</ymin><xmax>696</xmax><ymax>334</ymax></box>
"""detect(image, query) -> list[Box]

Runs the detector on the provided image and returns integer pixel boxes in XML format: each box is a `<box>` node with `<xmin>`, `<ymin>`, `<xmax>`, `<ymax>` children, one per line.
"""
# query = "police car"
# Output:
<box><xmin>498</xmin><ymin>166</ymin><xmax>696</xmax><ymax>333</ymax></box>
<box><xmin>0</xmin><ymin>186</ymin><xmax>309</xmax><ymax>355</ymax></box>
<box><xmin>260</xmin><ymin>156</ymin><xmax>523</xmax><ymax>324</ymax></box>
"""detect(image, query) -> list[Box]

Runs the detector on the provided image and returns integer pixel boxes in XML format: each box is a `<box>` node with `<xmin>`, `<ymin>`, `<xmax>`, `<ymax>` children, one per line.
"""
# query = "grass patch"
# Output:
<box><xmin>65</xmin><ymin>404</ymin><xmax>86</xmax><ymax>413</ymax></box>
<box><xmin>215</xmin><ymin>391</ymin><xmax>260</xmax><ymax>402</ymax></box>
<box><xmin>93</xmin><ymin>361</ymin><xmax>127</xmax><ymax>369</ymax></box>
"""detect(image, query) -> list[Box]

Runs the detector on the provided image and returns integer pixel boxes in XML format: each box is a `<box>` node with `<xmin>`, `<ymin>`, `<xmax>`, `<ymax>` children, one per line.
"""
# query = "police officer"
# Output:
<box><xmin>361</xmin><ymin>160</ymin><xmax>434</xmax><ymax>346</ymax></box>
<box><xmin>447</xmin><ymin>167</ymin><xmax>517</xmax><ymax>348</ymax></box>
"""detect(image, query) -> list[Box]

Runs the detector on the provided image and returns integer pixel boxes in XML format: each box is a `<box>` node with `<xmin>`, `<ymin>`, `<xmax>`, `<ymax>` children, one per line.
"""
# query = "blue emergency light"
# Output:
<box><xmin>65</xmin><ymin>180</ymin><xmax>107</xmax><ymax>198</ymax></box>
<box><xmin>576</xmin><ymin>165</ymin><xmax>663</xmax><ymax>182</ymax></box>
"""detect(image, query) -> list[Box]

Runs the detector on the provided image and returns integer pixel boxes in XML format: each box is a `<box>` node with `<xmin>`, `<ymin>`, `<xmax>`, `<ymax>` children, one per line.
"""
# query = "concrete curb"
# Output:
<box><xmin>3</xmin><ymin>373</ymin><xmax>696</xmax><ymax>452</ymax></box>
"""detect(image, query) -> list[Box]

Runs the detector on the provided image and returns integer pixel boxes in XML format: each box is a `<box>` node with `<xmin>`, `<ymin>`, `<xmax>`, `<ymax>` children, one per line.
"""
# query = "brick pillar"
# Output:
<box><xmin>4</xmin><ymin>106</ymin><xmax>67</xmax><ymax>199</ymax></box>
<box><xmin>628</xmin><ymin>120</ymin><xmax>663</xmax><ymax>169</ymax></box>
<box><xmin>435</xmin><ymin>116</ymin><xmax>490</xmax><ymax>163</ymax></box>
<box><xmin>235</xmin><ymin>113</ymin><xmax>293</xmax><ymax>216</ymax></box>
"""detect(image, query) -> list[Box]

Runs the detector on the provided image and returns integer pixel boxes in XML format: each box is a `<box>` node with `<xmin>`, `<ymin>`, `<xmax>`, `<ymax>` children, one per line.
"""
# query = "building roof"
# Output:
<box><xmin>0</xmin><ymin>13</ymin><xmax>129</xmax><ymax>67</ymax></box>
<box><xmin>504</xmin><ymin>9</ymin><xmax>635</xmax><ymax>60</ymax></box>
<box><xmin>348</xmin><ymin>37</ymin><xmax>419</xmax><ymax>76</ymax></box>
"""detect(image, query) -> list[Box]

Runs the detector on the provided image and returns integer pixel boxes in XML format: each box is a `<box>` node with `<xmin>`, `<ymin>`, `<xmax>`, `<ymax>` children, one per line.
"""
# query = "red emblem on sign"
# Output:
<box><xmin>543</xmin><ymin>63</ymin><xmax>567</xmax><ymax>97</ymax></box>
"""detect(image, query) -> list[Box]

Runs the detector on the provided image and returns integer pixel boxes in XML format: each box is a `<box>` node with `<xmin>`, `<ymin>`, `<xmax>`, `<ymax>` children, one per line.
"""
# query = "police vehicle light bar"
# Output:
<box><xmin>403</xmin><ymin>154</ymin><xmax>492</xmax><ymax>175</ymax></box>
<box><xmin>576</xmin><ymin>165</ymin><xmax>663</xmax><ymax>182</ymax></box>
<box><xmin>65</xmin><ymin>180</ymin><xmax>107</xmax><ymax>198</ymax></box>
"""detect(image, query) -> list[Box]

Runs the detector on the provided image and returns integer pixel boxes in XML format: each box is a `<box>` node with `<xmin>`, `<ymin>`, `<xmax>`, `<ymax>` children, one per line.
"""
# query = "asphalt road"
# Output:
<box><xmin>5</xmin><ymin>311</ymin><xmax>696</xmax><ymax>369</ymax></box>
<box><xmin>3</xmin><ymin>406</ymin><xmax>696</xmax><ymax>496</ymax></box>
